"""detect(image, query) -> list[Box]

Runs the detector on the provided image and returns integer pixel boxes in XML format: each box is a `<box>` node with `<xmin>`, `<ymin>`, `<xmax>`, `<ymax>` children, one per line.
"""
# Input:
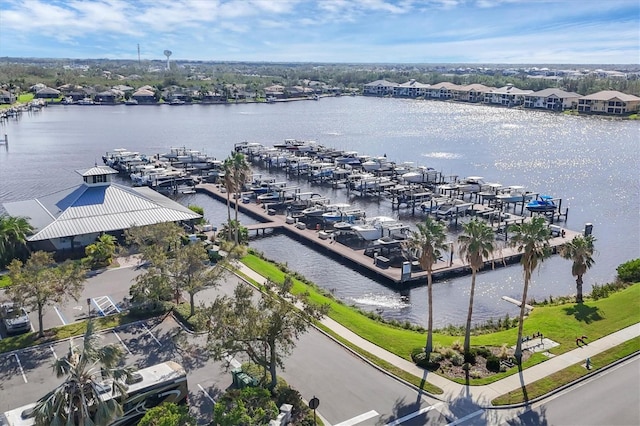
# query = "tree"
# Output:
<box><xmin>131</xmin><ymin>234</ymin><xmax>223</xmax><ymax>315</ymax></box>
<box><xmin>32</xmin><ymin>319</ymin><xmax>132</xmax><ymax>426</ymax></box>
<box><xmin>207</xmin><ymin>276</ymin><xmax>327</xmax><ymax>390</ymax></box>
<box><xmin>84</xmin><ymin>234</ymin><xmax>117</xmax><ymax>268</ymax></box>
<box><xmin>222</xmin><ymin>158</ymin><xmax>235</xmax><ymax>240</ymax></box>
<box><xmin>213</xmin><ymin>387</ymin><xmax>279</xmax><ymax>426</ymax></box>
<box><xmin>403</xmin><ymin>217</ymin><xmax>447</xmax><ymax>355</ymax></box>
<box><xmin>7</xmin><ymin>251</ymin><xmax>86</xmax><ymax>337</ymax></box>
<box><xmin>457</xmin><ymin>219</ymin><xmax>495</xmax><ymax>355</ymax></box>
<box><xmin>231</xmin><ymin>152</ymin><xmax>251</xmax><ymax>244</ymax></box>
<box><xmin>560</xmin><ymin>235</ymin><xmax>596</xmax><ymax>303</ymax></box>
<box><xmin>508</xmin><ymin>216</ymin><xmax>551</xmax><ymax>363</ymax></box>
<box><xmin>138</xmin><ymin>402</ymin><xmax>195</xmax><ymax>426</ymax></box>
<box><xmin>219</xmin><ymin>220</ymin><xmax>248</xmax><ymax>245</ymax></box>
<box><xmin>125</xmin><ymin>222</ymin><xmax>183</xmax><ymax>265</ymax></box>
<box><xmin>0</xmin><ymin>214</ymin><xmax>33</xmax><ymax>268</ymax></box>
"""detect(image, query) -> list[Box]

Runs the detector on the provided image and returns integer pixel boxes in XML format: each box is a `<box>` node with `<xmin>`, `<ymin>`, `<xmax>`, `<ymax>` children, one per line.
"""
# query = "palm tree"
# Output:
<box><xmin>404</xmin><ymin>217</ymin><xmax>447</xmax><ymax>355</ymax></box>
<box><xmin>222</xmin><ymin>157</ymin><xmax>235</xmax><ymax>241</ymax></box>
<box><xmin>32</xmin><ymin>320</ymin><xmax>132</xmax><ymax>426</ymax></box>
<box><xmin>231</xmin><ymin>152</ymin><xmax>251</xmax><ymax>244</ymax></box>
<box><xmin>508</xmin><ymin>216</ymin><xmax>551</xmax><ymax>364</ymax></box>
<box><xmin>0</xmin><ymin>214</ymin><xmax>33</xmax><ymax>267</ymax></box>
<box><xmin>560</xmin><ymin>235</ymin><xmax>596</xmax><ymax>303</ymax></box>
<box><xmin>457</xmin><ymin>219</ymin><xmax>495</xmax><ymax>355</ymax></box>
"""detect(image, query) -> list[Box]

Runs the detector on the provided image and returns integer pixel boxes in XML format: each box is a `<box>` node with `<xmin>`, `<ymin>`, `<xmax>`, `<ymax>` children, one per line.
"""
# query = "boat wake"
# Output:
<box><xmin>422</xmin><ymin>152</ymin><xmax>461</xmax><ymax>160</ymax></box>
<box><xmin>351</xmin><ymin>294</ymin><xmax>410</xmax><ymax>310</ymax></box>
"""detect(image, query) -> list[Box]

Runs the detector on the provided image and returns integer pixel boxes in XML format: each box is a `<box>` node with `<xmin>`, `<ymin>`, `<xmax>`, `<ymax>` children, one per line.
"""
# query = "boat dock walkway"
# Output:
<box><xmin>197</xmin><ymin>183</ymin><xmax>580</xmax><ymax>286</ymax></box>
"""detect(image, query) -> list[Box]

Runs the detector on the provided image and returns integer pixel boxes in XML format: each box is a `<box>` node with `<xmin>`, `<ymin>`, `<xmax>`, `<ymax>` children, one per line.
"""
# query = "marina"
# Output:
<box><xmin>196</xmin><ymin>183</ymin><xmax>581</xmax><ymax>286</ymax></box>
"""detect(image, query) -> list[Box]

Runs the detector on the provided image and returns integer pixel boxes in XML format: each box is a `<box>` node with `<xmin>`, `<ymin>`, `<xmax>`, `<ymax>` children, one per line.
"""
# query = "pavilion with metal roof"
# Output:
<box><xmin>3</xmin><ymin>166</ymin><xmax>201</xmax><ymax>252</ymax></box>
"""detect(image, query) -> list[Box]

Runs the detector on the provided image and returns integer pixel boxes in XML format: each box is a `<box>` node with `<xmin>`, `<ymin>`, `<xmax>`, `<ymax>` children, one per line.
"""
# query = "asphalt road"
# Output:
<box><xmin>502</xmin><ymin>356</ymin><xmax>640</xmax><ymax>426</ymax></box>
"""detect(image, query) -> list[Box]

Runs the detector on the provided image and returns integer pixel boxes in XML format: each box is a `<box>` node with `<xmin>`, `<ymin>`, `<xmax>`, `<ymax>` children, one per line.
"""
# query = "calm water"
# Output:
<box><xmin>1</xmin><ymin>98</ymin><xmax>638</xmax><ymax>327</ymax></box>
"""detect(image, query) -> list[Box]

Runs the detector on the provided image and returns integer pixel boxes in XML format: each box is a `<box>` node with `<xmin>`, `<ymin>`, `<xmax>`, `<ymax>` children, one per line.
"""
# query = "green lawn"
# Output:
<box><xmin>241</xmin><ymin>254</ymin><xmax>640</xmax><ymax>386</ymax></box>
<box><xmin>0</xmin><ymin>275</ymin><xmax>11</xmax><ymax>288</ymax></box>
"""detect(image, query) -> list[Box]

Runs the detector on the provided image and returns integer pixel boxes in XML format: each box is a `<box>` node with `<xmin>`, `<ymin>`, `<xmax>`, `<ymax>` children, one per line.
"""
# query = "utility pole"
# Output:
<box><xmin>137</xmin><ymin>44</ymin><xmax>141</xmax><ymax>67</ymax></box>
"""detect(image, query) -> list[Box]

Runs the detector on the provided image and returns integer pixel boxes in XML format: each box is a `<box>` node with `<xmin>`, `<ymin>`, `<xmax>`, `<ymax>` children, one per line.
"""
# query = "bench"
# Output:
<box><xmin>376</xmin><ymin>256</ymin><xmax>390</xmax><ymax>268</ymax></box>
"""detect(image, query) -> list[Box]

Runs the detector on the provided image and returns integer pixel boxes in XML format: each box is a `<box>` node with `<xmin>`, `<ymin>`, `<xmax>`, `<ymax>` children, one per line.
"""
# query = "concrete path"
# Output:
<box><xmin>231</xmin><ymin>259</ymin><xmax>640</xmax><ymax>407</ymax></box>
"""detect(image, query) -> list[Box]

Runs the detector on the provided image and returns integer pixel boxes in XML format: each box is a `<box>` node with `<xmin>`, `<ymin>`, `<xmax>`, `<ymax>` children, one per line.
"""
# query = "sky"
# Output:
<box><xmin>0</xmin><ymin>0</ymin><xmax>638</xmax><ymax>64</ymax></box>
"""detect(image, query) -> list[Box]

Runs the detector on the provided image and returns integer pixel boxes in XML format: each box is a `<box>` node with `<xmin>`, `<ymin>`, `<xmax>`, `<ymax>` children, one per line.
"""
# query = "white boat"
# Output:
<box><xmin>402</xmin><ymin>166</ymin><xmax>439</xmax><ymax>184</ymax></box>
<box><xmin>124</xmin><ymin>98</ymin><xmax>138</xmax><ymax>105</ymax></box>
<box><xmin>362</xmin><ymin>156</ymin><xmax>393</xmax><ymax>172</ymax></box>
<box><xmin>432</xmin><ymin>198</ymin><xmax>473</xmax><ymax>218</ymax></box>
<box><xmin>353</xmin><ymin>176</ymin><xmax>391</xmax><ymax>191</ymax></box>
<box><xmin>477</xmin><ymin>183</ymin><xmax>503</xmax><ymax>201</ymax></box>
<box><xmin>496</xmin><ymin>186</ymin><xmax>534</xmax><ymax>203</ymax></box>
<box><xmin>352</xmin><ymin>216</ymin><xmax>407</xmax><ymax>241</ymax></box>
<box><xmin>322</xmin><ymin>205</ymin><xmax>365</xmax><ymax>222</ymax></box>
<box><xmin>275</xmin><ymin>139</ymin><xmax>318</xmax><ymax>152</ymax></box>
<box><xmin>457</xmin><ymin>176</ymin><xmax>485</xmax><ymax>193</ymax></box>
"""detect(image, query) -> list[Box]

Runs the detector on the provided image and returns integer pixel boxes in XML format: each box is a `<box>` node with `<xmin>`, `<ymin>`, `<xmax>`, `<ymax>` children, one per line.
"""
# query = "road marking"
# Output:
<box><xmin>446</xmin><ymin>409</ymin><xmax>484</xmax><ymax>425</ymax></box>
<box><xmin>384</xmin><ymin>403</ymin><xmax>443</xmax><ymax>426</ymax></box>
<box><xmin>142</xmin><ymin>324</ymin><xmax>161</xmax><ymax>346</ymax></box>
<box><xmin>107</xmin><ymin>296</ymin><xmax>121</xmax><ymax>313</ymax></box>
<box><xmin>50</xmin><ymin>345</ymin><xmax>58</xmax><ymax>360</ymax></box>
<box><xmin>73</xmin><ymin>305</ymin><xmax>83</xmax><ymax>311</ymax></box>
<box><xmin>197</xmin><ymin>383</ymin><xmax>216</xmax><ymax>404</ymax></box>
<box><xmin>14</xmin><ymin>353</ymin><xmax>27</xmax><ymax>383</ymax></box>
<box><xmin>112</xmin><ymin>330</ymin><xmax>132</xmax><ymax>355</ymax></box>
<box><xmin>335</xmin><ymin>410</ymin><xmax>379</xmax><ymax>426</ymax></box>
<box><xmin>53</xmin><ymin>306</ymin><xmax>67</xmax><ymax>325</ymax></box>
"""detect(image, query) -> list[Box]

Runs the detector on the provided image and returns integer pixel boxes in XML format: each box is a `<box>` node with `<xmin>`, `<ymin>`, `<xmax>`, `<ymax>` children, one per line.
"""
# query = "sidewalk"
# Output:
<box><xmin>234</xmin><ymin>261</ymin><xmax>640</xmax><ymax>407</ymax></box>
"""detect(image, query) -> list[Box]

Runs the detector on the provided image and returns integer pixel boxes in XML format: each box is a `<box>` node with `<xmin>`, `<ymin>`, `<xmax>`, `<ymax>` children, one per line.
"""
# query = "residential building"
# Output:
<box><xmin>0</xmin><ymin>90</ymin><xmax>16</xmax><ymax>104</ymax></box>
<box><xmin>426</xmin><ymin>82</ymin><xmax>460</xmax><ymax>99</ymax></box>
<box><xmin>524</xmin><ymin>88</ymin><xmax>582</xmax><ymax>111</ymax></box>
<box><xmin>455</xmin><ymin>84</ymin><xmax>494</xmax><ymax>103</ymax></box>
<box><xmin>485</xmin><ymin>84</ymin><xmax>533</xmax><ymax>107</ymax></box>
<box><xmin>577</xmin><ymin>90</ymin><xmax>640</xmax><ymax>115</ymax></box>
<box><xmin>363</xmin><ymin>80</ymin><xmax>397</xmax><ymax>96</ymax></box>
<box><xmin>393</xmin><ymin>80</ymin><xmax>430</xmax><ymax>98</ymax></box>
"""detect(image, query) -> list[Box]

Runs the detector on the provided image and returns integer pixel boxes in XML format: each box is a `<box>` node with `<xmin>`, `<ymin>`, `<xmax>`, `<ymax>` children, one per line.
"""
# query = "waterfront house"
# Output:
<box><xmin>131</xmin><ymin>88</ymin><xmax>157</xmax><ymax>104</ymax></box>
<box><xmin>484</xmin><ymin>84</ymin><xmax>533</xmax><ymax>107</ymax></box>
<box><xmin>394</xmin><ymin>80</ymin><xmax>430</xmax><ymax>98</ymax></box>
<box><xmin>95</xmin><ymin>90</ymin><xmax>118</xmax><ymax>104</ymax></box>
<box><xmin>35</xmin><ymin>87</ymin><xmax>61</xmax><ymax>100</ymax></box>
<box><xmin>577</xmin><ymin>90</ymin><xmax>640</xmax><ymax>115</ymax></box>
<box><xmin>426</xmin><ymin>82</ymin><xmax>460</xmax><ymax>99</ymax></box>
<box><xmin>363</xmin><ymin>80</ymin><xmax>397</xmax><ymax>96</ymax></box>
<box><xmin>524</xmin><ymin>88</ymin><xmax>582</xmax><ymax>111</ymax></box>
<box><xmin>264</xmin><ymin>84</ymin><xmax>286</xmax><ymax>99</ymax></box>
<box><xmin>2</xmin><ymin>166</ymin><xmax>201</xmax><ymax>254</ymax></box>
<box><xmin>0</xmin><ymin>90</ymin><xmax>16</xmax><ymax>104</ymax></box>
<box><xmin>454</xmin><ymin>84</ymin><xmax>494</xmax><ymax>103</ymax></box>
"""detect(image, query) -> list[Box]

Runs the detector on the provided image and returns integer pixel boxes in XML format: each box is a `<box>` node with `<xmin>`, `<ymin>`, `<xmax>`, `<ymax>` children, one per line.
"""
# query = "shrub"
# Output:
<box><xmin>429</xmin><ymin>352</ymin><xmax>444</xmax><ymax>363</ymax></box>
<box><xmin>498</xmin><ymin>344</ymin><xmax>509</xmax><ymax>360</ymax></box>
<box><xmin>469</xmin><ymin>369</ymin><xmax>483</xmax><ymax>379</ymax></box>
<box><xmin>486</xmin><ymin>355</ymin><xmax>501</xmax><ymax>373</ymax></box>
<box><xmin>463</xmin><ymin>350</ymin><xmax>476</xmax><ymax>365</ymax></box>
<box><xmin>617</xmin><ymin>259</ymin><xmax>640</xmax><ymax>283</ymax></box>
<box><xmin>451</xmin><ymin>340</ymin><xmax>462</xmax><ymax>351</ymax></box>
<box><xmin>274</xmin><ymin>385</ymin><xmax>313</xmax><ymax>423</ymax></box>
<box><xmin>451</xmin><ymin>353</ymin><xmax>464</xmax><ymax>366</ymax></box>
<box><xmin>476</xmin><ymin>346</ymin><xmax>491</xmax><ymax>358</ymax></box>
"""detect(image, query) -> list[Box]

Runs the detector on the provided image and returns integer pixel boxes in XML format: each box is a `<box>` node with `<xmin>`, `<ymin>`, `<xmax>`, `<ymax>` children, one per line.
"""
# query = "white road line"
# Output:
<box><xmin>142</xmin><ymin>324</ymin><xmax>161</xmax><ymax>346</ymax></box>
<box><xmin>53</xmin><ymin>306</ymin><xmax>67</xmax><ymax>325</ymax></box>
<box><xmin>446</xmin><ymin>409</ymin><xmax>484</xmax><ymax>426</ymax></box>
<box><xmin>50</xmin><ymin>345</ymin><xmax>58</xmax><ymax>360</ymax></box>
<box><xmin>112</xmin><ymin>330</ymin><xmax>132</xmax><ymax>355</ymax></box>
<box><xmin>14</xmin><ymin>353</ymin><xmax>27</xmax><ymax>383</ymax></box>
<box><xmin>197</xmin><ymin>384</ymin><xmax>216</xmax><ymax>404</ymax></box>
<box><xmin>334</xmin><ymin>410</ymin><xmax>379</xmax><ymax>426</ymax></box>
<box><xmin>107</xmin><ymin>296</ymin><xmax>121</xmax><ymax>313</ymax></box>
<box><xmin>384</xmin><ymin>402</ymin><xmax>443</xmax><ymax>426</ymax></box>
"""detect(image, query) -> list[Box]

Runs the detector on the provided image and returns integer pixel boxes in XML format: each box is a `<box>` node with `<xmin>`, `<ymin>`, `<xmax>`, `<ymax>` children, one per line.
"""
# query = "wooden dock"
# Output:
<box><xmin>196</xmin><ymin>183</ymin><xmax>581</xmax><ymax>286</ymax></box>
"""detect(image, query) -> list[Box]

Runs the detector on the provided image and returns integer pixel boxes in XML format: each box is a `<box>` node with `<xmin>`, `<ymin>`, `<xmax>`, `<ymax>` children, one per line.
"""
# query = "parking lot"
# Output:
<box><xmin>0</xmin><ymin>316</ymin><xmax>229</xmax><ymax>424</ymax></box>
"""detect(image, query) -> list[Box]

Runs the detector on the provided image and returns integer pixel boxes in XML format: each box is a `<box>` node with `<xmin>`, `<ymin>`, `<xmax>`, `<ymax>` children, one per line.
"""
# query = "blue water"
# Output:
<box><xmin>1</xmin><ymin>98</ymin><xmax>638</xmax><ymax>327</ymax></box>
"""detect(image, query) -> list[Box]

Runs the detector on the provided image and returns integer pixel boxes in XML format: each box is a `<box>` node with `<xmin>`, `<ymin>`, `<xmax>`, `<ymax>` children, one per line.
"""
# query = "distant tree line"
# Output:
<box><xmin>1</xmin><ymin>60</ymin><xmax>639</xmax><ymax>96</ymax></box>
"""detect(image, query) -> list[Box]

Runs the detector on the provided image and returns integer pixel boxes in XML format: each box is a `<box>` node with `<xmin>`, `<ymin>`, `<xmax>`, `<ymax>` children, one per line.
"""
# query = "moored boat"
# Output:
<box><xmin>526</xmin><ymin>195</ymin><xmax>557</xmax><ymax>213</ymax></box>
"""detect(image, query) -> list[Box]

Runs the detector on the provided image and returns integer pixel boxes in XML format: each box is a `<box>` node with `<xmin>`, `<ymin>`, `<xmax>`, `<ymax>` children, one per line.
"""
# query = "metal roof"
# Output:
<box><xmin>3</xmin><ymin>182</ymin><xmax>201</xmax><ymax>241</ymax></box>
<box><xmin>77</xmin><ymin>166</ymin><xmax>118</xmax><ymax>177</ymax></box>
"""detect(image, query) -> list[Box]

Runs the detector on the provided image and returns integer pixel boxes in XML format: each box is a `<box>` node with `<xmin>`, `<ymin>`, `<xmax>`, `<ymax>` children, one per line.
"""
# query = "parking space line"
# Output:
<box><xmin>197</xmin><ymin>384</ymin><xmax>216</xmax><ymax>404</ymax></box>
<box><xmin>53</xmin><ymin>306</ymin><xmax>67</xmax><ymax>325</ymax></box>
<box><xmin>384</xmin><ymin>403</ymin><xmax>443</xmax><ymax>426</ymax></box>
<box><xmin>142</xmin><ymin>324</ymin><xmax>161</xmax><ymax>346</ymax></box>
<box><xmin>50</xmin><ymin>345</ymin><xmax>58</xmax><ymax>360</ymax></box>
<box><xmin>335</xmin><ymin>410</ymin><xmax>379</xmax><ymax>426</ymax></box>
<box><xmin>112</xmin><ymin>330</ymin><xmax>132</xmax><ymax>355</ymax></box>
<box><xmin>14</xmin><ymin>353</ymin><xmax>27</xmax><ymax>383</ymax></box>
<box><xmin>106</xmin><ymin>296</ymin><xmax>121</xmax><ymax>313</ymax></box>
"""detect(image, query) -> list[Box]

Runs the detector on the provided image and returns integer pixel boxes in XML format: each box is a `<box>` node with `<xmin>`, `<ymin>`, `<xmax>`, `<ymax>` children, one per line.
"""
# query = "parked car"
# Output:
<box><xmin>0</xmin><ymin>302</ymin><xmax>32</xmax><ymax>335</ymax></box>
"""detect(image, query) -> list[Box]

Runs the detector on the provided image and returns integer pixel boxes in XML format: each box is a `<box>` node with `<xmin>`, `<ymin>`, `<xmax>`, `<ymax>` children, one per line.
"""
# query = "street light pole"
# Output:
<box><xmin>87</xmin><ymin>298</ymin><xmax>91</xmax><ymax>319</ymax></box>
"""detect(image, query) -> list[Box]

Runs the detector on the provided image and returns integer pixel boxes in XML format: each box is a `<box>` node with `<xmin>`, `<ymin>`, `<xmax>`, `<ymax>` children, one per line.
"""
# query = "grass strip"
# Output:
<box><xmin>0</xmin><ymin>311</ymin><xmax>157</xmax><ymax>354</ymax></box>
<box><xmin>492</xmin><ymin>337</ymin><xmax>640</xmax><ymax>405</ymax></box>
<box><xmin>241</xmin><ymin>254</ymin><xmax>640</xmax><ymax>385</ymax></box>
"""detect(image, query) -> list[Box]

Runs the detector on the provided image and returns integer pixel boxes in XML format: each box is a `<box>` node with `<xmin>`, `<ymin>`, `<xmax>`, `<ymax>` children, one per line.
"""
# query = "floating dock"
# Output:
<box><xmin>197</xmin><ymin>183</ymin><xmax>580</xmax><ymax>286</ymax></box>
